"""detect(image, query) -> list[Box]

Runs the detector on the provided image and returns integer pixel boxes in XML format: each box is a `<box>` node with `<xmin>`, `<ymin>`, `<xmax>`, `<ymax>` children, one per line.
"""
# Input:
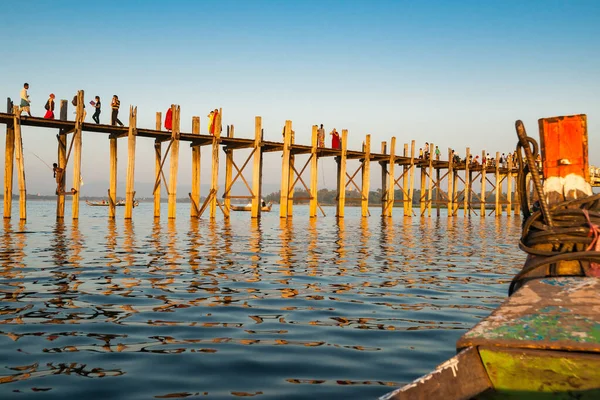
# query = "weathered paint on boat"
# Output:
<box><xmin>382</xmin><ymin>277</ymin><xmax>600</xmax><ymax>399</ymax></box>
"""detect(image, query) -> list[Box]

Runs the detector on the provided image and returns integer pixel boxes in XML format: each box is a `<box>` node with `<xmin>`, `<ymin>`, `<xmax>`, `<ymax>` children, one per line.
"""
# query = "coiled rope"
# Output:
<box><xmin>509</xmin><ymin>120</ymin><xmax>600</xmax><ymax>295</ymax></box>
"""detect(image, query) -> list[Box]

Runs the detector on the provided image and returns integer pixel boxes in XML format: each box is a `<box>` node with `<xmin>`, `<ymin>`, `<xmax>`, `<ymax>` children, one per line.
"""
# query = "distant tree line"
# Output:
<box><xmin>264</xmin><ymin>188</ymin><xmax>516</xmax><ymax>206</ymax></box>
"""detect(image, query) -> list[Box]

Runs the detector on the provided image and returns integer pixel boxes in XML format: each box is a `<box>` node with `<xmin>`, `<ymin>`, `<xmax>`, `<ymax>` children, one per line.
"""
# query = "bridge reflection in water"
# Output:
<box><xmin>0</xmin><ymin>207</ymin><xmax>523</xmax><ymax>398</ymax></box>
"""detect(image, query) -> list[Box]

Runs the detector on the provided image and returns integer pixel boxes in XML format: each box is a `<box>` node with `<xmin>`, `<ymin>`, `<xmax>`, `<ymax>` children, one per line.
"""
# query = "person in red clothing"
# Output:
<box><xmin>330</xmin><ymin>128</ymin><xmax>340</xmax><ymax>149</ymax></box>
<box><xmin>211</xmin><ymin>108</ymin><xmax>219</xmax><ymax>135</ymax></box>
<box><xmin>44</xmin><ymin>93</ymin><xmax>55</xmax><ymax>119</ymax></box>
<box><xmin>164</xmin><ymin>105</ymin><xmax>173</xmax><ymax>131</ymax></box>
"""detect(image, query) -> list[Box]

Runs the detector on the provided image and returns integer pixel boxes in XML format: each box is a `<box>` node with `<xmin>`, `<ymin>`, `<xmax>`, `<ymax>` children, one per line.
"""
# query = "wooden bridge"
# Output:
<box><xmin>1</xmin><ymin>91</ymin><xmax>596</xmax><ymax>221</ymax></box>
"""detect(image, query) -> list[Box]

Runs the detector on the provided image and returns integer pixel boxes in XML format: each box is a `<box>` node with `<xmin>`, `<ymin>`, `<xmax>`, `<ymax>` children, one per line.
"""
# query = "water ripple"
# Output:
<box><xmin>0</xmin><ymin>203</ymin><xmax>524</xmax><ymax>399</ymax></box>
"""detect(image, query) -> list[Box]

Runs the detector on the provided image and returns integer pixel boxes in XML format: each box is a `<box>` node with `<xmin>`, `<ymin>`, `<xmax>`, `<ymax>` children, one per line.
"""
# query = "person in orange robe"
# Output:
<box><xmin>330</xmin><ymin>128</ymin><xmax>340</xmax><ymax>149</ymax></box>
<box><xmin>164</xmin><ymin>105</ymin><xmax>173</xmax><ymax>131</ymax></box>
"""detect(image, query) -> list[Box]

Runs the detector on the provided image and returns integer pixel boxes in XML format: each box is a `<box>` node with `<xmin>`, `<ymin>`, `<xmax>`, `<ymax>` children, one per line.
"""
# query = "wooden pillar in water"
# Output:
<box><xmin>56</xmin><ymin>100</ymin><xmax>67</xmax><ymax>219</ymax></box>
<box><xmin>191</xmin><ymin>116</ymin><xmax>201</xmax><ymax>218</ymax></box>
<box><xmin>124</xmin><ymin>106</ymin><xmax>137</xmax><ymax>219</ymax></box>
<box><xmin>72</xmin><ymin>90</ymin><xmax>84</xmax><ymax>220</ymax></box>
<box><xmin>380</xmin><ymin>142</ymin><xmax>387</xmax><ymax>216</ymax></box>
<box><xmin>309</xmin><ymin>125</ymin><xmax>318</xmax><ymax>218</ymax></box>
<box><xmin>336</xmin><ymin>130</ymin><xmax>348</xmax><ymax>218</ymax></box>
<box><xmin>464</xmin><ymin>147</ymin><xmax>471</xmax><ymax>216</ymax></box>
<box><xmin>12</xmin><ymin>107</ymin><xmax>26</xmax><ymax>220</ymax></box>
<box><xmin>223</xmin><ymin>125</ymin><xmax>234</xmax><ymax>219</ymax></box>
<box><xmin>385</xmin><ymin>137</ymin><xmax>396</xmax><ymax>217</ymax></box>
<box><xmin>495</xmin><ymin>151</ymin><xmax>501</xmax><ymax>216</ymax></box>
<box><xmin>480</xmin><ymin>150</ymin><xmax>487</xmax><ymax>217</ymax></box>
<box><xmin>251</xmin><ymin>117</ymin><xmax>263</xmax><ymax>218</ymax></box>
<box><xmin>4</xmin><ymin>98</ymin><xmax>15</xmax><ymax>219</ymax></box>
<box><xmin>447</xmin><ymin>148</ymin><xmax>454</xmax><ymax>215</ymax></box>
<box><xmin>402</xmin><ymin>144</ymin><xmax>409</xmax><ymax>216</ymax></box>
<box><xmin>287</xmin><ymin>130</ymin><xmax>295</xmax><ymax>217</ymax></box>
<box><xmin>407</xmin><ymin>140</ymin><xmax>415</xmax><ymax>217</ymax></box>
<box><xmin>419</xmin><ymin>158</ymin><xmax>426</xmax><ymax>216</ymax></box>
<box><xmin>154</xmin><ymin>112</ymin><xmax>162</xmax><ymax>219</ymax></box>
<box><xmin>436</xmin><ymin>167</ymin><xmax>441</xmax><ymax>217</ymax></box>
<box><xmin>427</xmin><ymin>143</ymin><xmax>434</xmax><ymax>217</ymax></box>
<box><xmin>279</xmin><ymin>120</ymin><xmax>292</xmax><ymax>218</ymax></box>
<box><xmin>361</xmin><ymin>134</ymin><xmax>371</xmax><ymax>218</ymax></box>
<box><xmin>507</xmin><ymin>155</ymin><xmax>513</xmax><ymax>215</ymax></box>
<box><xmin>209</xmin><ymin>108</ymin><xmax>222</xmax><ymax>219</ymax></box>
<box><xmin>108</xmin><ymin>135</ymin><xmax>117</xmax><ymax>219</ymax></box>
<box><xmin>452</xmin><ymin>165</ymin><xmax>459</xmax><ymax>216</ymax></box>
<box><xmin>168</xmin><ymin>105</ymin><xmax>180</xmax><ymax>219</ymax></box>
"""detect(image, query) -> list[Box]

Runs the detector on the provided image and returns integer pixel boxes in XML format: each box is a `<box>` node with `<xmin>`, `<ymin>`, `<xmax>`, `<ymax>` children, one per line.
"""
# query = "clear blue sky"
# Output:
<box><xmin>2</xmin><ymin>0</ymin><xmax>599</xmax><ymax>194</ymax></box>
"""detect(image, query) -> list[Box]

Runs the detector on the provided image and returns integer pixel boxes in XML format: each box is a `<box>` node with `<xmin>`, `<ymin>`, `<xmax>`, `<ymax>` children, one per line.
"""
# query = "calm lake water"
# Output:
<box><xmin>0</xmin><ymin>201</ymin><xmax>524</xmax><ymax>399</ymax></box>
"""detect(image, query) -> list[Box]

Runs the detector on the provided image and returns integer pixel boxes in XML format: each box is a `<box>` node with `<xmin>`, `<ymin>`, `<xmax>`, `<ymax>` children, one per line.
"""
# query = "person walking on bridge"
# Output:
<box><xmin>44</xmin><ymin>93</ymin><xmax>55</xmax><ymax>119</ymax></box>
<box><xmin>20</xmin><ymin>83</ymin><xmax>32</xmax><ymax>117</ymax></box>
<box><xmin>111</xmin><ymin>95</ymin><xmax>124</xmax><ymax>126</ymax></box>
<box><xmin>92</xmin><ymin>96</ymin><xmax>101</xmax><ymax>124</ymax></box>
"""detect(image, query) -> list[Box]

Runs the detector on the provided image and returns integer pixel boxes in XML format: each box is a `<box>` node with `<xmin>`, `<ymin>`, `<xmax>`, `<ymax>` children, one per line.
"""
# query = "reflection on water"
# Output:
<box><xmin>0</xmin><ymin>203</ymin><xmax>524</xmax><ymax>399</ymax></box>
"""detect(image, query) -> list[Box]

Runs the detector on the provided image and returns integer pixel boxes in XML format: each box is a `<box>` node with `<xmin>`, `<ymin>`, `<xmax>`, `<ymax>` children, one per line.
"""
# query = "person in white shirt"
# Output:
<box><xmin>20</xmin><ymin>83</ymin><xmax>32</xmax><ymax>117</ymax></box>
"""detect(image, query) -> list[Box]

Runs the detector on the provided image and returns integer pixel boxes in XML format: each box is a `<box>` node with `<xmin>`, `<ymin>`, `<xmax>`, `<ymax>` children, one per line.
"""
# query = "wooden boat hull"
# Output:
<box><xmin>85</xmin><ymin>200</ymin><xmax>139</xmax><ymax>208</ymax></box>
<box><xmin>382</xmin><ymin>277</ymin><xmax>600</xmax><ymax>399</ymax></box>
<box><xmin>230</xmin><ymin>203</ymin><xmax>272</xmax><ymax>212</ymax></box>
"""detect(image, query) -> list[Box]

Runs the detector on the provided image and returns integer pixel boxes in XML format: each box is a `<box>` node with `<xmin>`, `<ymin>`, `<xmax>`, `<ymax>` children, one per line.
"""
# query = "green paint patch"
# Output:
<box><xmin>481</xmin><ymin>312</ymin><xmax>600</xmax><ymax>344</ymax></box>
<box><xmin>479</xmin><ymin>348</ymin><xmax>600</xmax><ymax>394</ymax></box>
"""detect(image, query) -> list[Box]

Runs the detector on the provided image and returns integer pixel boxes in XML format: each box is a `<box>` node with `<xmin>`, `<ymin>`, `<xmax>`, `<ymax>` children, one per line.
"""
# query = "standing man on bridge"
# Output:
<box><xmin>20</xmin><ymin>83</ymin><xmax>32</xmax><ymax>117</ymax></box>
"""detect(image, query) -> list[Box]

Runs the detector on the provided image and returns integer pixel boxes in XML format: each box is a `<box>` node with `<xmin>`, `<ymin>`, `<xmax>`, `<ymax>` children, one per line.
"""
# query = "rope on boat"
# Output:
<box><xmin>509</xmin><ymin>123</ymin><xmax>600</xmax><ymax>295</ymax></box>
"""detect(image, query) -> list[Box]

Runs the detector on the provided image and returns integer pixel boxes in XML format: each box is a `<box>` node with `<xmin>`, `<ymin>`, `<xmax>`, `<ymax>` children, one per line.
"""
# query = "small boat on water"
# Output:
<box><xmin>86</xmin><ymin>199</ymin><xmax>139</xmax><ymax>208</ymax></box>
<box><xmin>230</xmin><ymin>202</ymin><xmax>272</xmax><ymax>212</ymax></box>
<box><xmin>382</xmin><ymin>114</ymin><xmax>600</xmax><ymax>399</ymax></box>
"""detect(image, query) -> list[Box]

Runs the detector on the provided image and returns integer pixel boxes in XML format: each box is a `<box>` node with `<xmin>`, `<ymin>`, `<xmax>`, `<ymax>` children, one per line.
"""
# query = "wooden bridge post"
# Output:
<box><xmin>109</xmin><ymin>135</ymin><xmax>117</xmax><ymax>219</ymax></box>
<box><xmin>408</xmin><ymin>140</ymin><xmax>415</xmax><ymax>217</ymax></box>
<box><xmin>12</xmin><ymin>106</ymin><xmax>26</xmax><ymax>220</ymax></box>
<box><xmin>223</xmin><ymin>125</ymin><xmax>234</xmax><ymax>219</ymax></box>
<box><xmin>168</xmin><ymin>105</ymin><xmax>180</xmax><ymax>219</ymax></box>
<box><xmin>385</xmin><ymin>137</ymin><xmax>396</xmax><ymax>217</ymax></box>
<box><xmin>309</xmin><ymin>125</ymin><xmax>318</xmax><ymax>218</ymax></box>
<box><xmin>56</xmin><ymin>100</ymin><xmax>68</xmax><ymax>219</ymax></box>
<box><xmin>447</xmin><ymin>148</ymin><xmax>454</xmax><ymax>216</ymax></box>
<box><xmin>436</xmin><ymin>167</ymin><xmax>441</xmax><ymax>217</ymax></box>
<box><xmin>279</xmin><ymin>120</ymin><xmax>292</xmax><ymax>218</ymax></box>
<box><xmin>380</xmin><ymin>142</ymin><xmax>387</xmax><ymax>216</ymax></box>
<box><xmin>480</xmin><ymin>150</ymin><xmax>487</xmax><ymax>217</ymax></box>
<box><xmin>4</xmin><ymin>98</ymin><xmax>15</xmax><ymax>219</ymax></box>
<box><xmin>336</xmin><ymin>129</ymin><xmax>348</xmax><ymax>218</ymax></box>
<box><xmin>419</xmin><ymin>155</ymin><xmax>426</xmax><ymax>216</ymax></box>
<box><xmin>251</xmin><ymin>117</ymin><xmax>263</xmax><ymax>218</ymax></box>
<box><xmin>191</xmin><ymin>116</ymin><xmax>201</xmax><ymax>218</ymax></box>
<box><xmin>495</xmin><ymin>151</ymin><xmax>501</xmax><ymax>216</ymax></box>
<box><xmin>124</xmin><ymin>106</ymin><xmax>137</xmax><ymax>219</ymax></box>
<box><xmin>507</xmin><ymin>155</ymin><xmax>513</xmax><ymax>216</ymax></box>
<box><xmin>154</xmin><ymin>112</ymin><xmax>162</xmax><ymax>219</ymax></box>
<box><xmin>402</xmin><ymin>144</ymin><xmax>409</xmax><ymax>215</ymax></box>
<box><xmin>209</xmin><ymin>108</ymin><xmax>222</xmax><ymax>219</ymax></box>
<box><xmin>452</xmin><ymin>165</ymin><xmax>459</xmax><ymax>216</ymax></box>
<box><xmin>464</xmin><ymin>147</ymin><xmax>471</xmax><ymax>216</ymax></box>
<box><xmin>288</xmin><ymin>130</ymin><xmax>295</xmax><ymax>217</ymax></box>
<box><xmin>361</xmin><ymin>134</ymin><xmax>371</xmax><ymax>218</ymax></box>
<box><xmin>72</xmin><ymin>90</ymin><xmax>84</xmax><ymax>220</ymax></box>
<box><xmin>427</xmin><ymin>143</ymin><xmax>434</xmax><ymax>217</ymax></box>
